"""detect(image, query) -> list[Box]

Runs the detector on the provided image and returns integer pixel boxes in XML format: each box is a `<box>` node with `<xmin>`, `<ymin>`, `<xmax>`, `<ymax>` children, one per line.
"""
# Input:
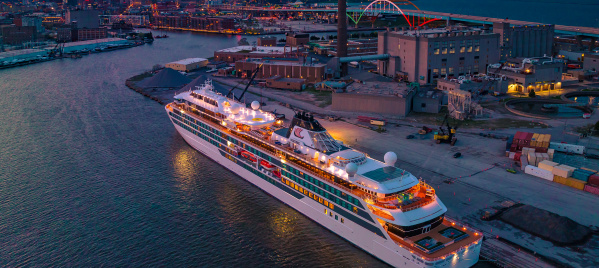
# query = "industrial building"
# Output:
<box><xmin>214</xmin><ymin>46</ymin><xmax>300</xmax><ymax>63</ymax></box>
<box><xmin>377</xmin><ymin>26</ymin><xmax>500</xmax><ymax>85</ymax></box>
<box><xmin>412</xmin><ymin>88</ymin><xmax>444</xmax><ymax>113</ymax></box>
<box><xmin>313</xmin><ymin>39</ymin><xmax>378</xmax><ymax>57</ymax></box>
<box><xmin>257</xmin><ymin>36</ymin><xmax>277</xmax><ymax>47</ymax></box>
<box><xmin>264</xmin><ymin>76</ymin><xmax>306</xmax><ymax>91</ymax></box>
<box><xmin>493</xmin><ymin>22</ymin><xmax>554</xmax><ymax>60</ymax></box>
<box><xmin>0</xmin><ymin>25</ymin><xmax>37</xmax><ymax>45</ymax></box>
<box><xmin>437</xmin><ymin>76</ymin><xmax>511</xmax><ymax>95</ymax></box>
<box><xmin>234</xmin><ymin>59</ymin><xmax>325</xmax><ymax>83</ymax></box>
<box><xmin>286</xmin><ymin>32</ymin><xmax>310</xmax><ymax>47</ymax></box>
<box><xmin>332</xmin><ymin>82</ymin><xmax>417</xmax><ymax>116</ymax></box>
<box><xmin>488</xmin><ymin>57</ymin><xmax>564</xmax><ymax>93</ymax></box>
<box><xmin>583</xmin><ymin>53</ymin><xmax>599</xmax><ymax>72</ymax></box>
<box><xmin>165</xmin><ymin>58</ymin><xmax>209</xmax><ymax>72</ymax></box>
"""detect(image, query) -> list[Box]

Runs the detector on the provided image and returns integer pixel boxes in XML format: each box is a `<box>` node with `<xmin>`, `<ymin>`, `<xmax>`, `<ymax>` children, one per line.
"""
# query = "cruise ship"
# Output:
<box><xmin>165</xmin><ymin>80</ymin><xmax>482</xmax><ymax>267</ymax></box>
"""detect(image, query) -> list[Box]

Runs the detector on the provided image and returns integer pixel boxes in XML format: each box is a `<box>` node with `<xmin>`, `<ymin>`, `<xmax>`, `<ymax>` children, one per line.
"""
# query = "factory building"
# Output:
<box><xmin>257</xmin><ymin>36</ymin><xmax>277</xmax><ymax>47</ymax></box>
<box><xmin>166</xmin><ymin>58</ymin><xmax>209</xmax><ymax>72</ymax></box>
<box><xmin>234</xmin><ymin>59</ymin><xmax>325</xmax><ymax>83</ymax></box>
<box><xmin>493</xmin><ymin>22</ymin><xmax>554</xmax><ymax>60</ymax></box>
<box><xmin>377</xmin><ymin>26</ymin><xmax>500</xmax><ymax>85</ymax></box>
<box><xmin>332</xmin><ymin>82</ymin><xmax>417</xmax><ymax>117</ymax></box>
<box><xmin>583</xmin><ymin>53</ymin><xmax>599</xmax><ymax>72</ymax></box>
<box><xmin>214</xmin><ymin>46</ymin><xmax>300</xmax><ymax>63</ymax></box>
<box><xmin>488</xmin><ymin>57</ymin><xmax>564</xmax><ymax>93</ymax></box>
<box><xmin>286</xmin><ymin>32</ymin><xmax>310</xmax><ymax>47</ymax></box>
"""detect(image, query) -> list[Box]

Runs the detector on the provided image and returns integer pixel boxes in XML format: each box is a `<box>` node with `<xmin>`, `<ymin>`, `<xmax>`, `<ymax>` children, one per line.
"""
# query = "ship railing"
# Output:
<box><xmin>386</xmin><ymin>229</ymin><xmax>481</xmax><ymax>263</ymax></box>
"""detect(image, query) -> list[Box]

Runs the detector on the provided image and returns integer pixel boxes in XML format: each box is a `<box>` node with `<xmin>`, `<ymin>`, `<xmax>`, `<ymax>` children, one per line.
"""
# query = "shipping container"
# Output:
<box><xmin>524</xmin><ymin>132</ymin><xmax>534</xmax><ymax>145</ymax></box>
<box><xmin>553</xmin><ymin>165</ymin><xmax>574</xmax><ymax>178</ymax></box>
<box><xmin>520</xmin><ymin>158</ymin><xmax>528</xmax><ymax>171</ymax></box>
<box><xmin>535</xmin><ymin>147</ymin><xmax>548</xmax><ymax>153</ymax></box>
<box><xmin>554</xmin><ymin>176</ymin><xmax>587</xmax><ymax>190</ymax></box>
<box><xmin>528</xmin><ymin>153</ymin><xmax>537</xmax><ymax>166</ymax></box>
<box><xmin>584</xmin><ymin>184</ymin><xmax>599</xmax><ymax>195</ymax></box>
<box><xmin>538</xmin><ymin>160</ymin><xmax>558</xmax><ymax>172</ymax></box>
<box><xmin>525</xmin><ymin>165</ymin><xmax>554</xmax><ymax>181</ymax></box>
<box><xmin>580</xmin><ymin>167</ymin><xmax>597</xmax><ymax>174</ymax></box>
<box><xmin>514</xmin><ymin>131</ymin><xmax>524</xmax><ymax>144</ymax></box>
<box><xmin>531</xmin><ymin>133</ymin><xmax>540</xmax><ymax>147</ymax></box>
<box><xmin>514</xmin><ymin>152</ymin><xmax>522</xmax><ymax>162</ymax></box>
<box><xmin>588</xmin><ymin>174</ymin><xmax>599</xmax><ymax>186</ymax></box>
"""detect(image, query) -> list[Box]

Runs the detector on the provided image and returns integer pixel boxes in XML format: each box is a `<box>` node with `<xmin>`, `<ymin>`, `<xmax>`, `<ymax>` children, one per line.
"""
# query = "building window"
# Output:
<box><xmin>324</xmin><ymin>208</ymin><xmax>328</xmax><ymax>214</ymax></box>
<box><xmin>458</xmin><ymin>66</ymin><xmax>464</xmax><ymax>75</ymax></box>
<box><xmin>335</xmin><ymin>215</ymin><xmax>338</xmax><ymax>220</ymax></box>
<box><xmin>398</xmin><ymin>44</ymin><xmax>401</xmax><ymax>50</ymax></box>
<box><xmin>475</xmin><ymin>45</ymin><xmax>480</xmax><ymax>52</ymax></box>
<box><xmin>434</xmin><ymin>48</ymin><xmax>440</xmax><ymax>55</ymax></box>
<box><xmin>421</xmin><ymin>103</ymin><xmax>426</xmax><ymax>108</ymax></box>
<box><xmin>442</xmin><ymin>48</ymin><xmax>448</xmax><ymax>54</ymax></box>
<box><xmin>467</xmin><ymin>46</ymin><xmax>473</xmax><ymax>52</ymax></box>
<box><xmin>341</xmin><ymin>218</ymin><xmax>344</xmax><ymax>223</ymax></box>
<box><xmin>460</xmin><ymin>47</ymin><xmax>466</xmax><ymax>53</ymax></box>
<box><xmin>448</xmin><ymin>67</ymin><xmax>454</xmax><ymax>75</ymax></box>
<box><xmin>441</xmin><ymin>68</ymin><xmax>447</xmax><ymax>75</ymax></box>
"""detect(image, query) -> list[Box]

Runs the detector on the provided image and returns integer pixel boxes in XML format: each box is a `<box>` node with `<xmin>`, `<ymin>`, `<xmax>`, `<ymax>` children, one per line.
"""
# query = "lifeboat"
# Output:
<box><xmin>260</xmin><ymin>160</ymin><xmax>275</xmax><ymax>170</ymax></box>
<box><xmin>272</xmin><ymin>170</ymin><xmax>282</xmax><ymax>178</ymax></box>
<box><xmin>240</xmin><ymin>151</ymin><xmax>257</xmax><ymax>163</ymax></box>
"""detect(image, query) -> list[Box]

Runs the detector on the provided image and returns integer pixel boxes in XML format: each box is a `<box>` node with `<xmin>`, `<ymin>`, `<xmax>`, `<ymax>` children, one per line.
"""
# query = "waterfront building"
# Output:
<box><xmin>152</xmin><ymin>16</ymin><xmax>235</xmax><ymax>32</ymax></box>
<box><xmin>332</xmin><ymin>82</ymin><xmax>416</xmax><ymax>116</ymax></box>
<box><xmin>493</xmin><ymin>22</ymin><xmax>554</xmax><ymax>60</ymax></box>
<box><xmin>437</xmin><ymin>76</ymin><xmax>511</xmax><ymax>95</ymax></box>
<box><xmin>235</xmin><ymin>59</ymin><xmax>326</xmax><ymax>83</ymax></box>
<box><xmin>166</xmin><ymin>58</ymin><xmax>209</xmax><ymax>72</ymax></box>
<box><xmin>65</xmin><ymin>10</ymin><xmax>100</xmax><ymax>29</ymax></box>
<box><xmin>377</xmin><ymin>26</ymin><xmax>500</xmax><ymax>85</ymax></box>
<box><xmin>286</xmin><ymin>32</ymin><xmax>310</xmax><ymax>47</ymax></box>
<box><xmin>77</xmin><ymin>28</ymin><xmax>107</xmax><ymax>41</ymax></box>
<box><xmin>488</xmin><ymin>57</ymin><xmax>564</xmax><ymax>93</ymax></box>
<box><xmin>214</xmin><ymin>46</ymin><xmax>301</xmax><ymax>63</ymax></box>
<box><xmin>20</xmin><ymin>16</ymin><xmax>44</xmax><ymax>33</ymax></box>
<box><xmin>0</xmin><ymin>25</ymin><xmax>37</xmax><ymax>45</ymax></box>
<box><xmin>257</xmin><ymin>36</ymin><xmax>277</xmax><ymax>47</ymax></box>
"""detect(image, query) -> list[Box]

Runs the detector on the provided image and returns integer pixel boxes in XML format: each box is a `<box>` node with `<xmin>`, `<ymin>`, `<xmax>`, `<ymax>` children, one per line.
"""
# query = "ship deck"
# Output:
<box><xmin>387</xmin><ymin>219</ymin><xmax>482</xmax><ymax>261</ymax></box>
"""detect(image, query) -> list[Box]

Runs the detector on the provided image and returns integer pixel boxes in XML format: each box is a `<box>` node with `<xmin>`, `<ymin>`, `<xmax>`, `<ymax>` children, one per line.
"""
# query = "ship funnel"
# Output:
<box><xmin>384</xmin><ymin>152</ymin><xmax>397</xmax><ymax>166</ymax></box>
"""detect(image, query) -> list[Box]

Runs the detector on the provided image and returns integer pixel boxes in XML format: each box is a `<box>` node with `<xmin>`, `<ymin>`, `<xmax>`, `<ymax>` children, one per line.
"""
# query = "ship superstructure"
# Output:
<box><xmin>165</xmin><ymin>79</ymin><xmax>482</xmax><ymax>267</ymax></box>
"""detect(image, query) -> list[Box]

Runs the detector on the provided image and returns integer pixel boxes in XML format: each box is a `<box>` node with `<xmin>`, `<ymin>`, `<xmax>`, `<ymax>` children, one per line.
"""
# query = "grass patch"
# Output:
<box><xmin>304</xmin><ymin>87</ymin><xmax>332</xmax><ymax>107</ymax></box>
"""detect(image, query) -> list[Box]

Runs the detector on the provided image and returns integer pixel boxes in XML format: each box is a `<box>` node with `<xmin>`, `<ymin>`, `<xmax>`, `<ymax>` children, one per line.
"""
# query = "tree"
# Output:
<box><xmin>528</xmin><ymin>89</ymin><xmax>536</xmax><ymax>98</ymax></box>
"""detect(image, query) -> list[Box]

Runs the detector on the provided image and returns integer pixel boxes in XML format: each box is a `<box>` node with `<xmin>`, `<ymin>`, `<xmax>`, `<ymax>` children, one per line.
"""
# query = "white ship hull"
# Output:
<box><xmin>169</xmin><ymin>118</ymin><xmax>482</xmax><ymax>268</ymax></box>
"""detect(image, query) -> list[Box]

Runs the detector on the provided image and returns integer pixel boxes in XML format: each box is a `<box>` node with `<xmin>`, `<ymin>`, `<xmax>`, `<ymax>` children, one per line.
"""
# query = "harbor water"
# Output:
<box><xmin>0</xmin><ymin>32</ymin><xmax>386</xmax><ymax>267</ymax></box>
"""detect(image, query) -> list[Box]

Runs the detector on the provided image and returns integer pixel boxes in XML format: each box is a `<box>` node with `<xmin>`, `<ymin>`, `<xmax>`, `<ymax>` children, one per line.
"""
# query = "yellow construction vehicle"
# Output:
<box><xmin>434</xmin><ymin>114</ymin><xmax>457</xmax><ymax>146</ymax></box>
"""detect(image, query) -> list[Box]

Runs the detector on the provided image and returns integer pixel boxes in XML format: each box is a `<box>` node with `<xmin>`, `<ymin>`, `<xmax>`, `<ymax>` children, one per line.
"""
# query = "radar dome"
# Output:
<box><xmin>251</xmin><ymin>101</ymin><xmax>260</xmax><ymax>110</ymax></box>
<box><xmin>230</xmin><ymin>103</ymin><xmax>241</xmax><ymax>114</ymax></box>
<box><xmin>345</xmin><ymin>162</ymin><xmax>358</xmax><ymax>178</ymax></box>
<box><xmin>384</xmin><ymin>152</ymin><xmax>397</xmax><ymax>166</ymax></box>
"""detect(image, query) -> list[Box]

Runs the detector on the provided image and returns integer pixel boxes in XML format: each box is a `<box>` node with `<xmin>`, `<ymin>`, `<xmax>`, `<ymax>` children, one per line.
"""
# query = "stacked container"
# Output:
<box><xmin>571</xmin><ymin>169</ymin><xmax>595</xmax><ymax>182</ymax></box>
<box><xmin>554</xmin><ymin>176</ymin><xmax>587</xmax><ymax>190</ymax></box>
<box><xmin>585</xmin><ymin>173</ymin><xmax>599</xmax><ymax>195</ymax></box>
<box><xmin>525</xmin><ymin>165</ymin><xmax>554</xmax><ymax>181</ymax></box>
<box><xmin>538</xmin><ymin>160</ymin><xmax>558</xmax><ymax>173</ymax></box>
<box><xmin>552</xmin><ymin>165</ymin><xmax>575</xmax><ymax>178</ymax></box>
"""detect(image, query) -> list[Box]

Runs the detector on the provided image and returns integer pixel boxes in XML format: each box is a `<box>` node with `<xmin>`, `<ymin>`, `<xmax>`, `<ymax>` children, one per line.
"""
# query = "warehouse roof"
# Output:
<box><xmin>167</xmin><ymin>58</ymin><xmax>208</xmax><ymax>65</ymax></box>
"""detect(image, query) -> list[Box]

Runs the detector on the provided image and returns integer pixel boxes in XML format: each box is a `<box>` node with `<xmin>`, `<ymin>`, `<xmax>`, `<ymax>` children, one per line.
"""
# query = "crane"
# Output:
<box><xmin>226</xmin><ymin>63</ymin><xmax>263</xmax><ymax>102</ymax></box>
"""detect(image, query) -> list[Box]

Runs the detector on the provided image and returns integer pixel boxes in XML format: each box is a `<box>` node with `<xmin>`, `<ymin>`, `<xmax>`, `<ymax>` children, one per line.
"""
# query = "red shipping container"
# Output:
<box><xmin>514</xmin><ymin>152</ymin><xmax>522</xmax><ymax>161</ymax></box>
<box><xmin>584</xmin><ymin>184</ymin><xmax>599</xmax><ymax>195</ymax></box>
<box><xmin>588</xmin><ymin>174</ymin><xmax>599</xmax><ymax>186</ymax></box>
<box><xmin>522</xmin><ymin>132</ymin><xmax>534</xmax><ymax>145</ymax></box>
<box><xmin>535</xmin><ymin>147</ymin><xmax>548</xmax><ymax>153</ymax></box>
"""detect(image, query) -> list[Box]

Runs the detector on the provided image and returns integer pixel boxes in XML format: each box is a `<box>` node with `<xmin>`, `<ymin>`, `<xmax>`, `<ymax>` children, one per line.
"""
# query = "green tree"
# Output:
<box><xmin>528</xmin><ymin>90</ymin><xmax>536</xmax><ymax>98</ymax></box>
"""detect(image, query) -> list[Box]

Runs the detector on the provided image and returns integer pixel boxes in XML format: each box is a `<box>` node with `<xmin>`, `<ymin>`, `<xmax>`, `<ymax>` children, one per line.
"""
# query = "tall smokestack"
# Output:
<box><xmin>337</xmin><ymin>0</ymin><xmax>348</xmax><ymax>76</ymax></box>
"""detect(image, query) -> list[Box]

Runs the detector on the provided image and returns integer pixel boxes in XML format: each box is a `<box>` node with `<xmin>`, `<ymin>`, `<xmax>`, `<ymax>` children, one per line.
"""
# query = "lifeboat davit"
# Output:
<box><xmin>260</xmin><ymin>160</ymin><xmax>275</xmax><ymax>170</ymax></box>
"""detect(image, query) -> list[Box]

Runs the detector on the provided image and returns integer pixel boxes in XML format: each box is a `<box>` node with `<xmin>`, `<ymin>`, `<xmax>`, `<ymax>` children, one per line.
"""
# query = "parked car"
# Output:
<box><xmin>406</xmin><ymin>135</ymin><xmax>415</xmax><ymax>139</ymax></box>
<box><xmin>453</xmin><ymin>152</ymin><xmax>462</xmax><ymax>158</ymax></box>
